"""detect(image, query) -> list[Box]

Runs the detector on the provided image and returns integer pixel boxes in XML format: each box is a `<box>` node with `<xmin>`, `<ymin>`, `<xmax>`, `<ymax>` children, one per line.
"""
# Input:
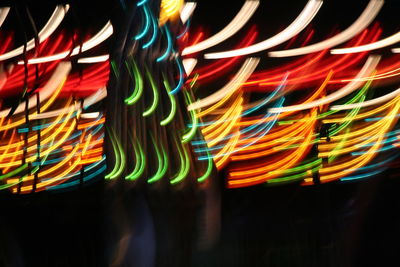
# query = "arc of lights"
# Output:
<box><xmin>18</xmin><ymin>21</ymin><xmax>113</xmax><ymax>65</ymax></box>
<box><xmin>269</xmin><ymin>0</ymin><xmax>384</xmax><ymax>57</ymax></box>
<box><xmin>204</xmin><ymin>0</ymin><xmax>323</xmax><ymax>59</ymax></box>
<box><xmin>0</xmin><ymin>5</ymin><xmax>70</xmax><ymax>61</ymax></box>
<box><xmin>331</xmin><ymin>31</ymin><xmax>400</xmax><ymax>54</ymax></box>
<box><xmin>182</xmin><ymin>0</ymin><xmax>259</xmax><ymax>56</ymax></box>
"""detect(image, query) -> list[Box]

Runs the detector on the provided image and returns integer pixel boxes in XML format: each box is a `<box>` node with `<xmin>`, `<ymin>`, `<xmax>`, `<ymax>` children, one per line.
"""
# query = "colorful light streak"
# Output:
<box><xmin>2</xmin><ymin>0</ymin><xmax>400</xmax><ymax>194</ymax></box>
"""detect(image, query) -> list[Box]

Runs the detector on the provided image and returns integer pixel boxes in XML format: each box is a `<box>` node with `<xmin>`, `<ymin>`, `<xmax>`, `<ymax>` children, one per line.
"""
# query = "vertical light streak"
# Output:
<box><xmin>169</xmin><ymin>56</ymin><xmax>184</xmax><ymax>94</ymax></box>
<box><xmin>147</xmin><ymin>135</ymin><xmax>168</xmax><ymax>183</ymax></box>
<box><xmin>142</xmin><ymin>70</ymin><xmax>159</xmax><ymax>117</ymax></box>
<box><xmin>160</xmin><ymin>79</ymin><xmax>177</xmax><ymax>126</ymax></box>
<box><xmin>125</xmin><ymin>138</ymin><xmax>146</xmax><ymax>180</ymax></box>
<box><xmin>197</xmin><ymin>150</ymin><xmax>214</xmax><ymax>182</ymax></box>
<box><xmin>125</xmin><ymin>60</ymin><xmax>144</xmax><ymax>105</ymax></box>
<box><xmin>182</xmin><ymin>91</ymin><xmax>198</xmax><ymax>143</ymax></box>
<box><xmin>170</xmin><ymin>140</ymin><xmax>190</xmax><ymax>184</ymax></box>
<box><xmin>135</xmin><ymin>5</ymin><xmax>151</xmax><ymax>40</ymax></box>
<box><xmin>105</xmin><ymin>128</ymin><xmax>126</xmax><ymax>179</ymax></box>
<box><xmin>142</xmin><ymin>12</ymin><xmax>158</xmax><ymax>49</ymax></box>
<box><xmin>156</xmin><ymin>26</ymin><xmax>173</xmax><ymax>62</ymax></box>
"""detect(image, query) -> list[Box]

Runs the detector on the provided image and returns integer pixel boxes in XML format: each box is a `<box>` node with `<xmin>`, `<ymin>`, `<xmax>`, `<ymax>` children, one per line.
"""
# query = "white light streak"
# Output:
<box><xmin>180</xmin><ymin>2</ymin><xmax>197</xmax><ymax>24</ymax></box>
<box><xmin>269</xmin><ymin>0</ymin><xmax>383</xmax><ymax>57</ymax></box>
<box><xmin>77</xmin><ymin>55</ymin><xmax>109</xmax><ymax>64</ymax></box>
<box><xmin>18</xmin><ymin>21</ymin><xmax>113</xmax><ymax>65</ymax></box>
<box><xmin>182</xmin><ymin>0</ymin><xmax>259</xmax><ymax>56</ymax></box>
<box><xmin>331</xmin><ymin>87</ymin><xmax>400</xmax><ymax>110</ymax></box>
<box><xmin>182</xmin><ymin>58</ymin><xmax>197</xmax><ymax>76</ymax></box>
<box><xmin>204</xmin><ymin>0</ymin><xmax>323</xmax><ymax>59</ymax></box>
<box><xmin>0</xmin><ymin>7</ymin><xmax>10</xmax><ymax>28</ymax></box>
<box><xmin>80</xmin><ymin>112</ymin><xmax>100</xmax><ymax>119</ymax></box>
